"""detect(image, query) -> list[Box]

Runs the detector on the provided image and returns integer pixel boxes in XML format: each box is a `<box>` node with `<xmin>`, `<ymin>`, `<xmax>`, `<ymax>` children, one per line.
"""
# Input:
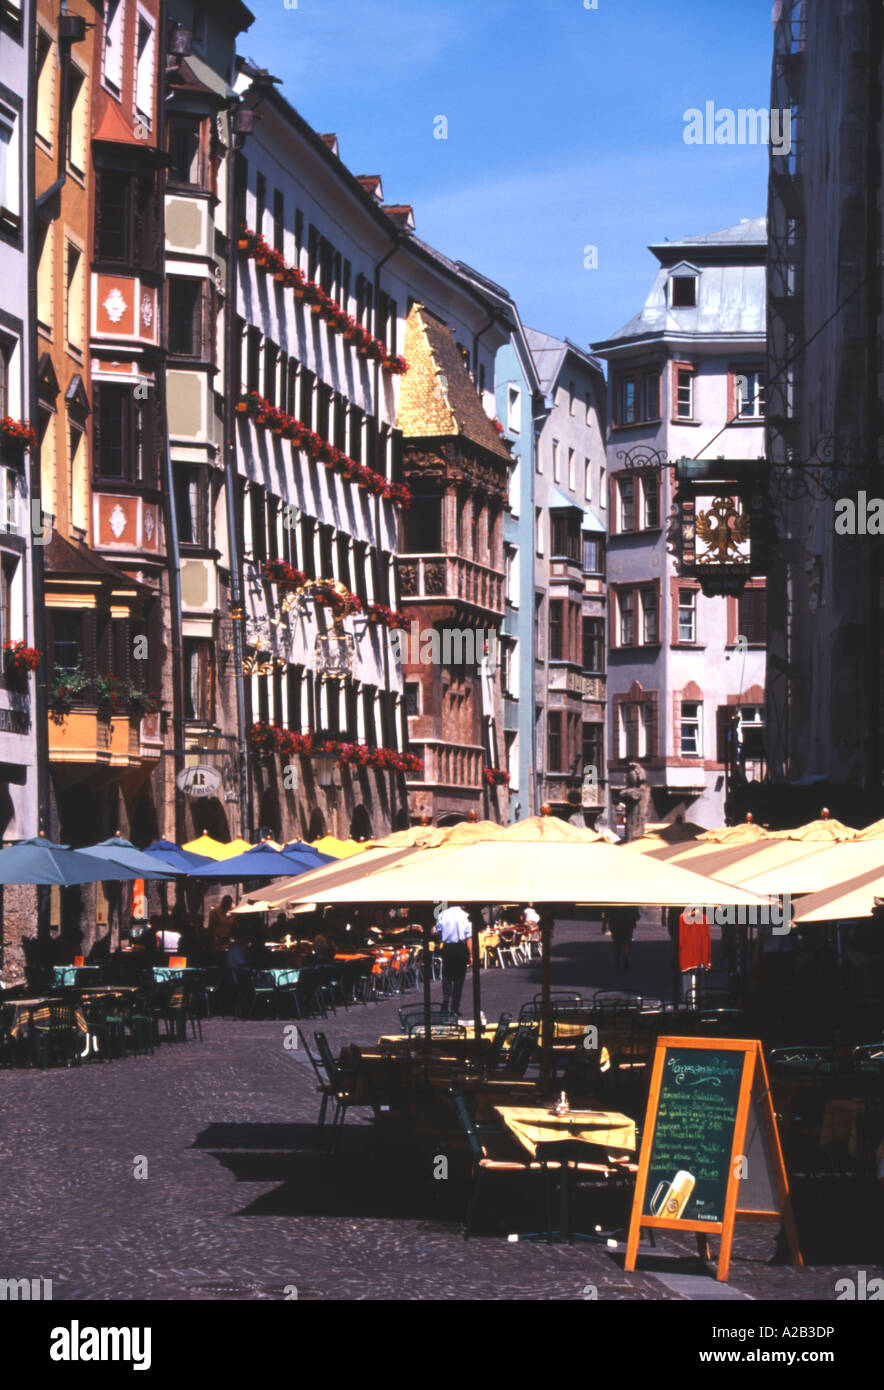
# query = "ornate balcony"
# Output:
<box><xmin>397</xmin><ymin>554</ymin><xmax>504</xmax><ymax>616</ymax></box>
<box><xmin>408</xmin><ymin>740</ymin><xmax>483</xmax><ymax>788</ymax></box>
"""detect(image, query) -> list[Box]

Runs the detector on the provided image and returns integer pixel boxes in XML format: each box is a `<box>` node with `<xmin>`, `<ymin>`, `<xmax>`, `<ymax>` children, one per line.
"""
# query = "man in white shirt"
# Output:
<box><xmin>434</xmin><ymin>905</ymin><xmax>473</xmax><ymax>1014</ymax></box>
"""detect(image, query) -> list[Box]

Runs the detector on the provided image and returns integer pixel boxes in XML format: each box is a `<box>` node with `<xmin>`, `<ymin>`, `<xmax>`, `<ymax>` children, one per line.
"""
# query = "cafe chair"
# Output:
<box><xmin>250</xmin><ymin>970</ymin><xmax>283</xmax><ymax>1020</ymax></box>
<box><xmin>483</xmin><ymin>1012</ymin><xmax>513</xmax><ymax>1071</ymax></box>
<box><xmin>314</xmin><ymin>1031</ymin><xmax>361</xmax><ymax>1155</ymax></box>
<box><xmin>34</xmin><ymin>1000</ymin><xmax>84</xmax><ymax>1068</ymax></box>
<box><xmin>852</xmin><ymin>1043</ymin><xmax>884</xmax><ymax>1073</ymax></box>
<box><xmin>398</xmin><ymin>1003</ymin><xmax>460</xmax><ymax>1037</ymax></box>
<box><xmin>768</xmin><ymin>1045</ymin><xmax>837</xmax><ymax>1075</ymax></box>
<box><xmin>448</xmin><ymin>1087</ymin><xmax>556</xmax><ymax>1241</ymax></box>
<box><xmin>297</xmin><ymin>1026</ymin><xmax>339</xmax><ymax>1147</ymax></box>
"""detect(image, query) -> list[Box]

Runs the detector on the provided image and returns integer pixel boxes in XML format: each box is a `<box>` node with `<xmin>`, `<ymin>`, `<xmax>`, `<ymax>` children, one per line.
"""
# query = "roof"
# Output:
<box><xmin>592</xmin><ymin>219</ymin><xmax>767</xmax><ymax>354</ymax></box>
<box><xmin>45</xmin><ymin>532</ymin><xmax>149</xmax><ymax>591</ymax></box>
<box><xmin>524</xmin><ymin>327</ymin><xmax>605</xmax><ymax>395</ymax></box>
<box><xmin>648</xmin><ymin>218</ymin><xmax>767</xmax><ymax>261</ymax></box>
<box><xmin>396</xmin><ymin>305</ymin><xmax>512</xmax><ymax>461</ymax></box>
<box><xmin>581</xmin><ymin>506</ymin><xmax>606</xmax><ymax>534</ymax></box>
<box><xmin>548</xmin><ymin>488</ymin><xmax>583</xmax><ymax>513</ymax></box>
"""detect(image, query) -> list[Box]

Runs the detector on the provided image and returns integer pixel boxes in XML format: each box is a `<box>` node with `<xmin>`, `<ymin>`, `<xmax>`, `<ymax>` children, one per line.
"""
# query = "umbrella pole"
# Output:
<box><xmin>540</xmin><ymin>909</ymin><xmax>552</xmax><ymax>1096</ymax></box>
<box><xmin>422</xmin><ymin>913</ymin><xmax>432</xmax><ymax>1060</ymax></box>
<box><xmin>472</xmin><ymin>911</ymin><xmax>482</xmax><ymax>1069</ymax></box>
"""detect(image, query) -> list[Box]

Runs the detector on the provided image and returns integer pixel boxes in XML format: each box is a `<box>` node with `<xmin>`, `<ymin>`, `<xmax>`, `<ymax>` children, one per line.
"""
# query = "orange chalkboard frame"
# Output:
<box><xmin>624</xmin><ymin>1035</ymin><xmax>802</xmax><ymax>1283</ymax></box>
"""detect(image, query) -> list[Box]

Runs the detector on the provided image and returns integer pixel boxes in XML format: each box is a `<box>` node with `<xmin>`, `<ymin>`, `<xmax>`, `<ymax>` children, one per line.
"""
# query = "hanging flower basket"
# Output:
<box><xmin>0</xmin><ymin>418</ymin><xmax>38</xmax><ymax>451</ymax></box>
<box><xmin>483</xmin><ymin>766</ymin><xmax>510</xmax><ymax>787</ymax></box>
<box><xmin>3</xmin><ymin>640</ymin><xmax>41</xmax><ymax>678</ymax></box>
<box><xmin>262</xmin><ymin>559</ymin><xmax>306</xmax><ymax>590</ymax></box>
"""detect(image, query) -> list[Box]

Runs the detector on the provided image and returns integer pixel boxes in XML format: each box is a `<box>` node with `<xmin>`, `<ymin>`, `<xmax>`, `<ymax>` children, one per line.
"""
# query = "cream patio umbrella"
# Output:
<box><xmin>792</xmin><ymin>865</ymin><xmax>884</xmax><ymax>923</ymax></box>
<box><xmin>620</xmin><ymin>821</ymin><xmax>708</xmax><ymax>860</ymax></box>
<box><xmin>738</xmin><ymin>838</ymin><xmax>884</xmax><ymax>897</ymax></box>
<box><xmin>696</xmin><ymin>816</ymin><xmax>773</xmax><ymax>846</ymax></box>
<box><xmin>852</xmin><ymin>818</ymin><xmax>884</xmax><ymax>840</ymax></box>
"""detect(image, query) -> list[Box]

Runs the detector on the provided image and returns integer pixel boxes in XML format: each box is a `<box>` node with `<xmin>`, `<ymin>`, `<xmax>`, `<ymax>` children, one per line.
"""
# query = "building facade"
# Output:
<box><xmin>764</xmin><ymin>0</ymin><xmax>884</xmax><ymax>825</ymax></box>
<box><xmin>495</xmin><ymin>327</ymin><xmax>543</xmax><ymax>821</ymax></box>
<box><xmin>593</xmin><ymin>222</ymin><xmax>768</xmax><ymax>830</ymax></box>
<box><xmin>0</xmin><ymin>0</ymin><xmax>40</xmax><ymax>980</ymax></box>
<box><xmin>525</xmin><ymin>331</ymin><xmax>608</xmax><ymax>825</ymax></box>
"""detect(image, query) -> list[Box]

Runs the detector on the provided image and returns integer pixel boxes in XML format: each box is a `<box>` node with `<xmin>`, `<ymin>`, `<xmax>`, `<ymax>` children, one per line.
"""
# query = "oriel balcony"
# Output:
<box><xmin>396</xmin><ymin>554</ymin><xmax>504</xmax><ymax>617</ymax></box>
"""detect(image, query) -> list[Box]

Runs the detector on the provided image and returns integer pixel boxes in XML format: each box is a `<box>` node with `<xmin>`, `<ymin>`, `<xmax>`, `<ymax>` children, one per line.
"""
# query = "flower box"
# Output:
<box><xmin>3</xmin><ymin>640</ymin><xmax>41</xmax><ymax>678</ymax></box>
<box><xmin>0</xmin><ymin>417</ymin><xmax>38</xmax><ymax>451</ymax></box>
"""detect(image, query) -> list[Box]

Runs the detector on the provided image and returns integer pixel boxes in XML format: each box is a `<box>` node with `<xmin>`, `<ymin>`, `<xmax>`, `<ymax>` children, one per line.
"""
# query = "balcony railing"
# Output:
<box><xmin>397</xmin><ymin>554</ymin><xmax>504</xmax><ymax>614</ymax></box>
<box><xmin>409</xmin><ymin>740</ymin><xmax>483</xmax><ymax>788</ymax></box>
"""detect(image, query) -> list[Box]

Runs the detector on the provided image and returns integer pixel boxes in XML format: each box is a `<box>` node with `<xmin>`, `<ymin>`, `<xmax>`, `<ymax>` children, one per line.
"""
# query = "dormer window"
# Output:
<box><xmin>670</xmin><ymin>275</ymin><xmax>697</xmax><ymax>308</ymax></box>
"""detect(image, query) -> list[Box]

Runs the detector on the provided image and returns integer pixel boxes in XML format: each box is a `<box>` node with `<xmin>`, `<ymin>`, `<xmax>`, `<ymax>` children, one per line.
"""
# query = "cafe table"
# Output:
<box><xmin>494</xmin><ymin>1104</ymin><xmax>636</xmax><ymax>1244</ymax></box>
<box><xmin>152</xmin><ymin>966</ymin><xmax>204</xmax><ymax>983</ymax></box>
<box><xmin>6</xmin><ymin>996</ymin><xmax>92</xmax><ymax>1057</ymax></box>
<box><xmin>52</xmin><ymin>964</ymin><xmax>102</xmax><ymax>988</ymax></box>
<box><xmin>254</xmin><ymin>966</ymin><xmax>300</xmax><ymax>987</ymax></box>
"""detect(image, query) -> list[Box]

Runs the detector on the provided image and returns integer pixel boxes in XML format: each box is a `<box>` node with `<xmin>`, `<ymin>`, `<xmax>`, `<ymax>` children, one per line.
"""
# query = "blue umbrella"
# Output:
<box><xmin>0</xmin><ymin>836</ymin><xmax>142</xmax><ymax>886</ymax></box>
<box><xmin>284</xmin><ymin>839</ymin><xmax>337</xmax><ymax>861</ymax></box>
<box><xmin>141</xmin><ymin>840</ymin><xmax>213</xmax><ymax>874</ymax></box>
<box><xmin>74</xmin><ymin>836</ymin><xmax>179</xmax><ymax>880</ymax></box>
<box><xmin>188</xmin><ymin>842</ymin><xmax>334</xmax><ymax>882</ymax></box>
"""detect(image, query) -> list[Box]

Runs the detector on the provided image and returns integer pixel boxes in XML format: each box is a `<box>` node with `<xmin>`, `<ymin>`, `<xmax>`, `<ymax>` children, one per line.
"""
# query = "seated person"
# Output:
<box><xmin>207</xmin><ymin>895</ymin><xmax>235</xmax><ymax>953</ymax></box>
<box><xmin>312</xmin><ymin>930</ymin><xmax>334</xmax><ymax>963</ymax></box>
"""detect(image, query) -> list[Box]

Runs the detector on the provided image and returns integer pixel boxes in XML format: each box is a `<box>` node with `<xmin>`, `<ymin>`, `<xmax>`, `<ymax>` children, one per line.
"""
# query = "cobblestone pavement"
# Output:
<box><xmin>0</xmin><ymin>920</ymin><xmax>880</xmax><ymax>1302</ymax></box>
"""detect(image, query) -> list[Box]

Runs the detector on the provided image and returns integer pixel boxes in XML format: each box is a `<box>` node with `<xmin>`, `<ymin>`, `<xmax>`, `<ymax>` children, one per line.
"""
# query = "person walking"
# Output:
<box><xmin>604</xmin><ymin>906</ymin><xmax>639</xmax><ymax>970</ymax></box>
<box><xmin>434</xmin><ymin>905</ymin><xmax>473</xmax><ymax>1015</ymax></box>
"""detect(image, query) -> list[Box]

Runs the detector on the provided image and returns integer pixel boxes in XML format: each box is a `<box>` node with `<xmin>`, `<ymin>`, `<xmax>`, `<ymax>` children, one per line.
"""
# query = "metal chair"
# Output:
<box><xmin>297</xmin><ymin>1026</ymin><xmax>338</xmax><ymax>1147</ymax></box>
<box><xmin>852</xmin><ymin>1043</ymin><xmax>884</xmax><ymax>1073</ymax></box>
<box><xmin>448</xmin><ymin>1086</ymin><xmax>555</xmax><ymax>1240</ymax></box>
<box><xmin>768</xmin><ymin>1045</ymin><xmax>837</xmax><ymax>1075</ymax></box>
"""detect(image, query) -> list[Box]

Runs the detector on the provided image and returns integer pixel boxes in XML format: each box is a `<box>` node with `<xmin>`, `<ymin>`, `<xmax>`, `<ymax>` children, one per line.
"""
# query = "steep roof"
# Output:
<box><xmin>593</xmin><ymin>218</ymin><xmax>767</xmax><ymax>353</ymax></box>
<box><xmin>45</xmin><ymin>532</ymin><xmax>149</xmax><ymax>591</ymax></box>
<box><xmin>524</xmin><ymin>327</ymin><xmax>605</xmax><ymax>396</ymax></box>
<box><xmin>396</xmin><ymin>305</ymin><xmax>511</xmax><ymax>461</ymax></box>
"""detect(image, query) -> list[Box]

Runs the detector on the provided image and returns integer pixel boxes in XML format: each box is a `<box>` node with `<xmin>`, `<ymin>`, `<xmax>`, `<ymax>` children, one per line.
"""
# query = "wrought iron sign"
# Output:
<box><xmin>669</xmin><ymin>457</ymin><xmax>769</xmax><ymax>597</ymax></box>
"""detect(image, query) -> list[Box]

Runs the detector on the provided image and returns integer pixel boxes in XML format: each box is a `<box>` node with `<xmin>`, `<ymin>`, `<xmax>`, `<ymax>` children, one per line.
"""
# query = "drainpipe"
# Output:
<box><xmin>157</xmin><ymin>7</ymin><xmax>186</xmax><ymax>845</ymax></box>
<box><xmin>28</xmin><ymin>7</ymin><xmax>87</xmax><ymax>838</ymax></box>
<box><xmin>865</xmin><ymin>0</ymin><xmax>882</xmax><ymax>810</ymax></box>
<box><xmin>372</xmin><ymin>236</ymin><xmax>400</xmax><ymax>826</ymax></box>
<box><xmin>224</xmin><ymin>122</ymin><xmax>252</xmax><ymax>842</ymax></box>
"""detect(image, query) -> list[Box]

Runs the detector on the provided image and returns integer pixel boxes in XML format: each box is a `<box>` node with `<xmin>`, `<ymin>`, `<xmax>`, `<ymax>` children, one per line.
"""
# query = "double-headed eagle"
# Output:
<box><xmin>695</xmin><ymin>496</ymin><xmax>751</xmax><ymax>564</ymax></box>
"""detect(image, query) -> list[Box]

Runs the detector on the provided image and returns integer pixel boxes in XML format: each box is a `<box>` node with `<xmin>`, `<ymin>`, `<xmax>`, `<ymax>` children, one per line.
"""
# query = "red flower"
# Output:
<box><xmin>0</xmin><ymin>418</ymin><xmax>38</xmax><ymax>450</ymax></box>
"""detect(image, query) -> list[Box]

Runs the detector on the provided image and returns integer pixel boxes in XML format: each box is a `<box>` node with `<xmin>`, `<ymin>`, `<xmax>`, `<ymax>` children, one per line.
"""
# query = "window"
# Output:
<box><xmin>582</xmin><ymin>617</ymin><xmax>604</xmax><ymax>673</ymax></box>
<box><xmin>678</xmin><ymin>588</ymin><xmax>697</xmax><ymax>643</ymax></box>
<box><xmin>675</xmin><ymin>368</ymin><xmax>694</xmax><ymax>419</ymax></box>
<box><xmin>534</xmin><ymin>595</ymin><xmax>544</xmax><ymax>658</ymax></box>
<box><xmin>183</xmin><ymin>638</ymin><xmax>213</xmax><ymax>722</ymax></box>
<box><xmin>680</xmin><ymin>700</ymin><xmax>702</xmax><ymax>757</ymax></box>
<box><xmin>65</xmin><ymin>242</ymin><xmax>84</xmax><ymax>350</ymax></box>
<box><xmin>584</xmin><ymin>459</ymin><xmax>592</xmax><ymax>502</ymax></box>
<box><xmin>0</xmin><ymin>339</ymin><xmax>9</xmax><ymax>423</ymax></box>
<box><xmin>255</xmin><ymin>172</ymin><xmax>266</xmax><ymax>236</ymax></box>
<box><xmin>600</xmin><ymin>465</ymin><xmax>606</xmax><ymax>507</ymax></box>
<box><xmin>568</xmin><ymin>381</ymin><xmax>575</xmax><ymax>415</ymax></box>
<box><xmin>0</xmin><ymin>555</ymin><xmax>15</xmax><ymax>653</ymax></box>
<box><xmin>167</xmin><ymin>116</ymin><xmax>203</xmax><ymax>187</ymax></box>
<box><xmin>174</xmin><ymin>464</ymin><xmax>208</xmax><ymax>547</ymax></box>
<box><xmin>619</xmin><ymin>702</ymin><xmax>652</xmax><ymax>760</ymax></box>
<box><xmin>535</xmin><ymin>508</ymin><xmax>544</xmax><ymax>556</ymax></box>
<box><xmin>501</xmin><ymin>640</ymin><xmax>518</xmax><ymax>698</ymax></box>
<box><xmin>671</xmin><ymin>275</ymin><xmax>697</xmax><ymax>308</ymax></box>
<box><xmin>52</xmin><ymin>610</ymin><xmax>82</xmax><ymax>674</ymax></box>
<box><xmin>568</xmin><ymin>448</ymin><xmax>575</xmax><ymax>491</ymax></box>
<box><xmin>549</xmin><ymin>601</ymin><xmax>564</xmax><ymax>660</ymax></box>
<box><xmin>250</xmin><ymin>485</ymin><xmax>267</xmax><ymax>563</ymax></box>
<box><xmin>642</xmin><ymin>372</ymin><xmax>659</xmax><ymax>421</ymax></box>
<box><xmin>135</xmin><ymin>15</ymin><xmax>155</xmax><ymax>128</ymax></box>
<box><xmin>168</xmin><ymin>277</ymin><xmax>205</xmax><ymax>357</ymax></box>
<box><xmin>582</xmin><ymin>535</ymin><xmax>603</xmax><ymax>574</ymax></box>
<box><xmin>67</xmin><ymin>64</ymin><xmax>87</xmax><ymax>175</ymax></box>
<box><xmin>583</xmin><ymin>723</ymin><xmax>603</xmax><ymax>780</ymax></box>
<box><xmin>736</xmin><ymin>368</ymin><xmax>765</xmax><ymax>419</ymax></box>
<box><xmin>618</xmin><ymin>477</ymin><xmax>635</xmax><ymax>531</ymax></box>
<box><xmin>507</xmin><ymin>385</ymin><xmax>521</xmax><ymax>434</ymax></box>
<box><xmin>69</xmin><ymin>423</ymin><xmax>88</xmax><ymax>531</ymax></box>
<box><xmin>504</xmin><ymin>545</ymin><xmax>517</xmax><ymax>603</ymax></box>
<box><xmin>95</xmin><ymin>169</ymin><xmax>128</xmax><ymax>261</ymax></box>
<box><xmin>618</xmin><ymin>377</ymin><xmax>636</xmax><ymax>426</ymax></box>
<box><xmin>103</xmin><ymin>0</ymin><xmax>125</xmax><ymax>94</ymax></box>
<box><xmin>0</xmin><ymin>101</ymin><xmax>20</xmax><ymax>224</ymax></box>
<box><xmin>737</xmin><ymin>586</ymin><xmax>767</xmax><ymax>644</ymax></box>
<box><xmin>641</xmin><ymin>589</ymin><xmax>658</xmax><ymax>644</ymax></box>
<box><xmin>0</xmin><ymin>466</ymin><xmax>18</xmax><ymax>535</ymax></box>
<box><xmin>551</xmin><ymin>513</ymin><xmax>579</xmax><ymax>561</ymax></box>
<box><xmin>547</xmin><ymin>712</ymin><xmax>562</xmax><ymax>772</ymax></box>
<box><xmin>94</xmin><ymin>381</ymin><xmax>152</xmax><ymax>483</ymax></box>
<box><xmin>272</xmin><ymin>189</ymin><xmax>284</xmax><ymax>251</ymax></box>
<box><xmin>643</xmin><ymin>473</ymin><xmax>659</xmax><ymax>528</ymax></box>
<box><xmin>403</xmin><ymin>495</ymin><xmax>441</xmax><ymax>553</ymax></box>
<box><xmin>619</xmin><ymin>591</ymin><xmax>634</xmax><ymax>646</ymax></box>
<box><xmin>263</xmin><ymin>340</ymin><xmax>277</xmax><ymax>405</ymax></box>
<box><xmin>405</xmin><ymin>681</ymin><xmax>420</xmax><ymax>717</ymax></box>
<box><xmin>552</xmin><ymin>439</ymin><xmax>560</xmax><ymax>482</ymax></box>
<box><xmin>36</xmin><ymin>29</ymin><xmax>54</xmax><ymax>149</ymax></box>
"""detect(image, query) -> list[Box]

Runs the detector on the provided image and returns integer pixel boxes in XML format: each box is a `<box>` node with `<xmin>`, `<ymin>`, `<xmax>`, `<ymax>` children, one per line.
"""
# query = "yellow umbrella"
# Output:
<box><xmin>274</xmin><ymin>838</ymin><xmax>773</xmax><ymax>908</ymax></box>
<box><xmin>311</xmin><ymin>835</ymin><xmax>369</xmax><ymax>858</ymax></box>
<box><xmin>792</xmin><ymin>865</ymin><xmax>884</xmax><ymax>922</ymax></box>
<box><xmin>697</xmin><ymin>817</ymin><xmax>772</xmax><ymax>845</ymax></box>
<box><xmin>853</xmin><ymin>818</ymin><xmax>884</xmax><ymax>841</ymax></box>
<box><xmin>739</xmin><ymin>839</ymin><xmax>884</xmax><ymax>897</ymax></box>
<box><xmin>772</xmin><ymin>810</ymin><xmax>857</xmax><ymax>842</ymax></box>
<box><xmin>181</xmin><ymin>832</ymin><xmax>234</xmax><ymax>860</ymax></box>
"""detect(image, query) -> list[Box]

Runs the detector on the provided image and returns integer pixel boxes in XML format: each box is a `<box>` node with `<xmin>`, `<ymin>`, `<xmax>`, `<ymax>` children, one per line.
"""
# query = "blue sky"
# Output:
<box><xmin>242</xmin><ymin>0</ymin><xmax>774</xmax><ymax>353</ymax></box>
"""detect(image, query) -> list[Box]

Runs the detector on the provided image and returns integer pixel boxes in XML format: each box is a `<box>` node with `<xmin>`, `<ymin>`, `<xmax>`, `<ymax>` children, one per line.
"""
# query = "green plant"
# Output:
<box><xmin>129</xmin><ymin>686</ymin><xmax>160</xmax><ymax>716</ymax></box>
<box><xmin>50</xmin><ymin>664</ymin><xmax>88</xmax><ymax>721</ymax></box>
<box><xmin>94</xmin><ymin>673</ymin><xmax>127</xmax><ymax>709</ymax></box>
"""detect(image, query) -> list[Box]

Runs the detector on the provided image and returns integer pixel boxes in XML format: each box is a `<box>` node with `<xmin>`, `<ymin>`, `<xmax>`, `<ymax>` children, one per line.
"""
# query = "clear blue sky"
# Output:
<box><xmin>242</xmin><ymin>0</ymin><xmax>774</xmax><ymax>353</ymax></box>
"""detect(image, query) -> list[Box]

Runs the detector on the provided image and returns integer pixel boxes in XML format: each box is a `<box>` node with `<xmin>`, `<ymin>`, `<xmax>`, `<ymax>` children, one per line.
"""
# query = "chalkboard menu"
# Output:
<box><xmin>625</xmin><ymin>1037</ymin><xmax>802</xmax><ymax>1283</ymax></box>
<box><xmin>642</xmin><ymin>1046</ymin><xmax>745</xmax><ymax>1224</ymax></box>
